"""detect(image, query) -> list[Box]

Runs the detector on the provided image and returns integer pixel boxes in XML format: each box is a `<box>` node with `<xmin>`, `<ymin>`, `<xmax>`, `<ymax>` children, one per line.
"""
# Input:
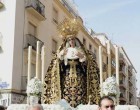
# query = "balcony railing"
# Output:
<box><xmin>60</xmin><ymin>0</ymin><xmax>78</xmax><ymax>17</ymax></box>
<box><xmin>24</xmin><ymin>34</ymin><xmax>44</xmax><ymax>52</ymax></box>
<box><xmin>111</xmin><ymin>59</ymin><xmax>116</xmax><ymax>68</ymax></box>
<box><xmin>119</xmin><ymin>66</ymin><xmax>126</xmax><ymax>76</ymax></box>
<box><xmin>129</xmin><ymin>98</ymin><xmax>134</xmax><ymax>104</ymax></box>
<box><xmin>120</xmin><ymin>80</ymin><xmax>124</xmax><ymax>84</ymax></box>
<box><xmin>128</xmin><ymin>65</ymin><xmax>133</xmax><ymax>73</ymax></box>
<box><xmin>25</xmin><ymin>0</ymin><xmax>45</xmax><ymax>20</ymax></box>
<box><xmin>119</xmin><ymin>54</ymin><xmax>126</xmax><ymax>66</ymax></box>
<box><xmin>129</xmin><ymin>77</ymin><xmax>133</xmax><ymax>84</ymax></box>
<box><xmin>129</xmin><ymin>87</ymin><xmax>134</xmax><ymax>94</ymax></box>
<box><xmin>120</xmin><ymin>92</ymin><xmax>126</xmax><ymax>98</ymax></box>
<box><xmin>120</xmin><ymin>80</ymin><xmax>127</xmax><ymax>88</ymax></box>
<box><xmin>119</xmin><ymin>93</ymin><xmax>127</xmax><ymax>102</ymax></box>
<box><xmin>119</xmin><ymin>64</ymin><xmax>125</xmax><ymax>70</ymax></box>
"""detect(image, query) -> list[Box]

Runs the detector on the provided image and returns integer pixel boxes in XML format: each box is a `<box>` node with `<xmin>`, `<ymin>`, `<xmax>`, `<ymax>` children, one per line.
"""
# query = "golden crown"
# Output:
<box><xmin>58</xmin><ymin>18</ymin><xmax>80</xmax><ymax>39</ymax></box>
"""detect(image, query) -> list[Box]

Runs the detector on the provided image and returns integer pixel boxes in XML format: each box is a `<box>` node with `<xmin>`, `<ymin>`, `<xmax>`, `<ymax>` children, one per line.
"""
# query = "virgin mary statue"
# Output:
<box><xmin>43</xmin><ymin>18</ymin><xmax>100</xmax><ymax>107</ymax></box>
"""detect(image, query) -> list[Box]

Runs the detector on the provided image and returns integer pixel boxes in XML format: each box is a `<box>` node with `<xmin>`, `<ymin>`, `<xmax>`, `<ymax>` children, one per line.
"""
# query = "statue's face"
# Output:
<box><xmin>68</xmin><ymin>37</ymin><xmax>75</xmax><ymax>47</ymax></box>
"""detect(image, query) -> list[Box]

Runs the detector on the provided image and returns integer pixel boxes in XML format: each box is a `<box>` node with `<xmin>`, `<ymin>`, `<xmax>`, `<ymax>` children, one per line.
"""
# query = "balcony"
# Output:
<box><xmin>129</xmin><ymin>98</ymin><xmax>134</xmax><ymax>105</ymax></box>
<box><xmin>60</xmin><ymin>0</ymin><xmax>78</xmax><ymax>17</ymax></box>
<box><xmin>129</xmin><ymin>77</ymin><xmax>133</xmax><ymax>85</ymax></box>
<box><xmin>119</xmin><ymin>80</ymin><xmax>126</xmax><ymax>89</ymax></box>
<box><xmin>25</xmin><ymin>0</ymin><xmax>45</xmax><ymax>21</ymax></box>
<box><xmin>128</xmin><ymin>65</ymin><xmax>133</xmax><ymax>73</ymax></box>
<box><xmin>129</xmin><ymin>87</ymin><xmax>134</xmax><ymax>94</ymax></box>
<box><xmin>24</xmin><ymin>34</ymin><xmax>44</xmax><ymax>52</ymax></box>
<box><xmin>0</xmin><ymin>1</ymin><xmax>4</xmax><ymax>8</ymax></box>
<box><xmin>119</xmin><ymin>66</ymin><xmax>126</xmax><ymax>76</ymax></box>
<box><xmin>119</xmin><ymin>92</ymin><xmax>127</xmax><ymax>102</ymax></box>
<box><xmin>111</xmin><ymin>59</ymin><xmax>116</xmax><ymax>70</ymax></box>
<box><xmin>119</xmin><ymin>53</ymin><xmax>125</xmax><ymax>64</ymax></box>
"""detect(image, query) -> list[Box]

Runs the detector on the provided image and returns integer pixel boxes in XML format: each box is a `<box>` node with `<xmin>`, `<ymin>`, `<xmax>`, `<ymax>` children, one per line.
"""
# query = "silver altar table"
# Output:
<box><xmin>7</xmin><ymin>104</ymin><xmax>139</xmax><ymax>110</ymax></box>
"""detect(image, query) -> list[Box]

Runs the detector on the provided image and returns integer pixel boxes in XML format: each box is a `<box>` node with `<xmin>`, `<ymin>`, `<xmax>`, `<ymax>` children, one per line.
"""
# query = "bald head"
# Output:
<box><xmin>27</xmin><ymin>104</ymin><xmax>43</xmax><ymax>110</ymax></box>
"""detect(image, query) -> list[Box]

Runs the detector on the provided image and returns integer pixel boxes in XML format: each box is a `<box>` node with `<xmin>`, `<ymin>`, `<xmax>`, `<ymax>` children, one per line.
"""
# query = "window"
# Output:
<box><xmin>93</xmin><ymin>49</ymin><xmax>97</xmax><ymax>60</ymax></box>
<box><xmin>89</xmin><ymin>44</ymin><xmax>92</xmax><ymax>51</ymax></box>
<box><xmin>107</xmin><ymin>57</ymin><xmax>108</xmax><ymax>64</ymax></box>
<box><xmin>1</xmin><ymin>99</ymin><xmax>7</xmax><ymax>106</ymax></box>
<box><xmin>83</xmin><ymin>38</ymin><xmax>86</xmax><ymax>46</ymax></box>
<box><xmin>52</xmin><ymin>39</ymin><xmax>57</xmax><ymax>54</ymax></box>
<box><xmin>52</xmin><ymin>7</ymin><xmax>58</xmax><ymax>24</ymax></box>
<box><xmin>28</xmin><ymin>22</ymin><xmax>37</xmax><ymax>36</ymax></box>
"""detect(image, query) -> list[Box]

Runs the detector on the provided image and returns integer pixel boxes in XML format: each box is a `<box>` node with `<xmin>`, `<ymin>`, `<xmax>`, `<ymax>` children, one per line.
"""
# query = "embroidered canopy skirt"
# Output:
<box><xmin>60</xmin><ymin>59</ymin><xmax>87</xmax><ymax>107</ymax></box>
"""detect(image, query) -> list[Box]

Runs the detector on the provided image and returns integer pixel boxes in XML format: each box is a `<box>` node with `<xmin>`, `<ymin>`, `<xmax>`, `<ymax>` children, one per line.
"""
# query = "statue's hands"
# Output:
<box><xmin>63</xmin><ymin>49</ymin><xmax>68</xmax><ymax>55</ymax></box>
<box><xmin>76</xmin><ymin>52</ymin><xmax>84</xmax><ymax>58</ymax></box>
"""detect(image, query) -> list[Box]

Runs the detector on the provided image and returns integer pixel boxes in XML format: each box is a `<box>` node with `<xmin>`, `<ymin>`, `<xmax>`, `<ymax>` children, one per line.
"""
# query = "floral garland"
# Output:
<box><xmin>102</xmin><ymin>76</ymin><xmax>117</xmax><ymax>96</ymax></box>
<box><xmin>26</xmin><ymin>77</ymin><xmax>42</xmax><ymax>96</ymax></box>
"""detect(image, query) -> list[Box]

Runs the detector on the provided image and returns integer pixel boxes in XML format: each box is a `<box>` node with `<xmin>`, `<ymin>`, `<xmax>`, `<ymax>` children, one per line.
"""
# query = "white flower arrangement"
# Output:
<box><xmin>26</xmin><ymin>77</ymin><xmax>42</xmax><ymax>96</ymax></box>
<box><xmin>102</xmin><ymin>76</ymin><xmax>117</xmax><ymax>96</ymax></box>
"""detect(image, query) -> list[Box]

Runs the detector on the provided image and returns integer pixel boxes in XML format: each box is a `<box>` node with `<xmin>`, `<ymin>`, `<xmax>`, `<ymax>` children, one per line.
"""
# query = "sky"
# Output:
<box><xmin>73</xmin><ymin>0</ymin><xmax>140</xmax><ymax>93</ymax></box>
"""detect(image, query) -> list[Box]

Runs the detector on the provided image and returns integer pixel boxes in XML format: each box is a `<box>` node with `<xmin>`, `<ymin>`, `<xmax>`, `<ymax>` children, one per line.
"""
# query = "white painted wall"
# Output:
<box><xmin>0</xmin><ymin>0</ymin><xmax>17</xmax><ymax>89</ymax></box>
<box><xmin>12</xmin><ymin>0</ymin><xmax>25</xmax><ymax>90</ymax></box>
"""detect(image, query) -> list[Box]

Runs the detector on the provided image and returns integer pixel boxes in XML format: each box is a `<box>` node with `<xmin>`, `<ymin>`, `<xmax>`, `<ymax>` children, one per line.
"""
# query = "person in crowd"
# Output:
<box><xmin>98</xmin><ymin>96</ymin><xmax>115</xmax><ymax>110</ymax></box>
<box><xmin>0</xmin><ymin>105</ymin><xmax>5</xmax><ymax>110</ymax></box>
<box><xmin>27</xmin><ymin>104</ymin><xmax>44</xmax><ymax>110</ymax></box>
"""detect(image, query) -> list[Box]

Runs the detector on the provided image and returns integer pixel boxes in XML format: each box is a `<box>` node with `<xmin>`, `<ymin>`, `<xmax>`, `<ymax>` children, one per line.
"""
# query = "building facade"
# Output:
<box><xmin>0</xmin><ymin>0</ymin><xmax>137</xmax><ymax>107</ymax></box>
<box><xmin>137</xmin><ymin>92</ymin><xmax>140</xmax><ymax>109</ymax></box>
<box><xmin>119</xmin><ymin>47</ymin><xmax>137</xmax><ymax>105</ymax></box>
<box><xmin>95</xmin><ymin>33</ymin><xmax>137</xmax><ymax>105</ymax></box>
